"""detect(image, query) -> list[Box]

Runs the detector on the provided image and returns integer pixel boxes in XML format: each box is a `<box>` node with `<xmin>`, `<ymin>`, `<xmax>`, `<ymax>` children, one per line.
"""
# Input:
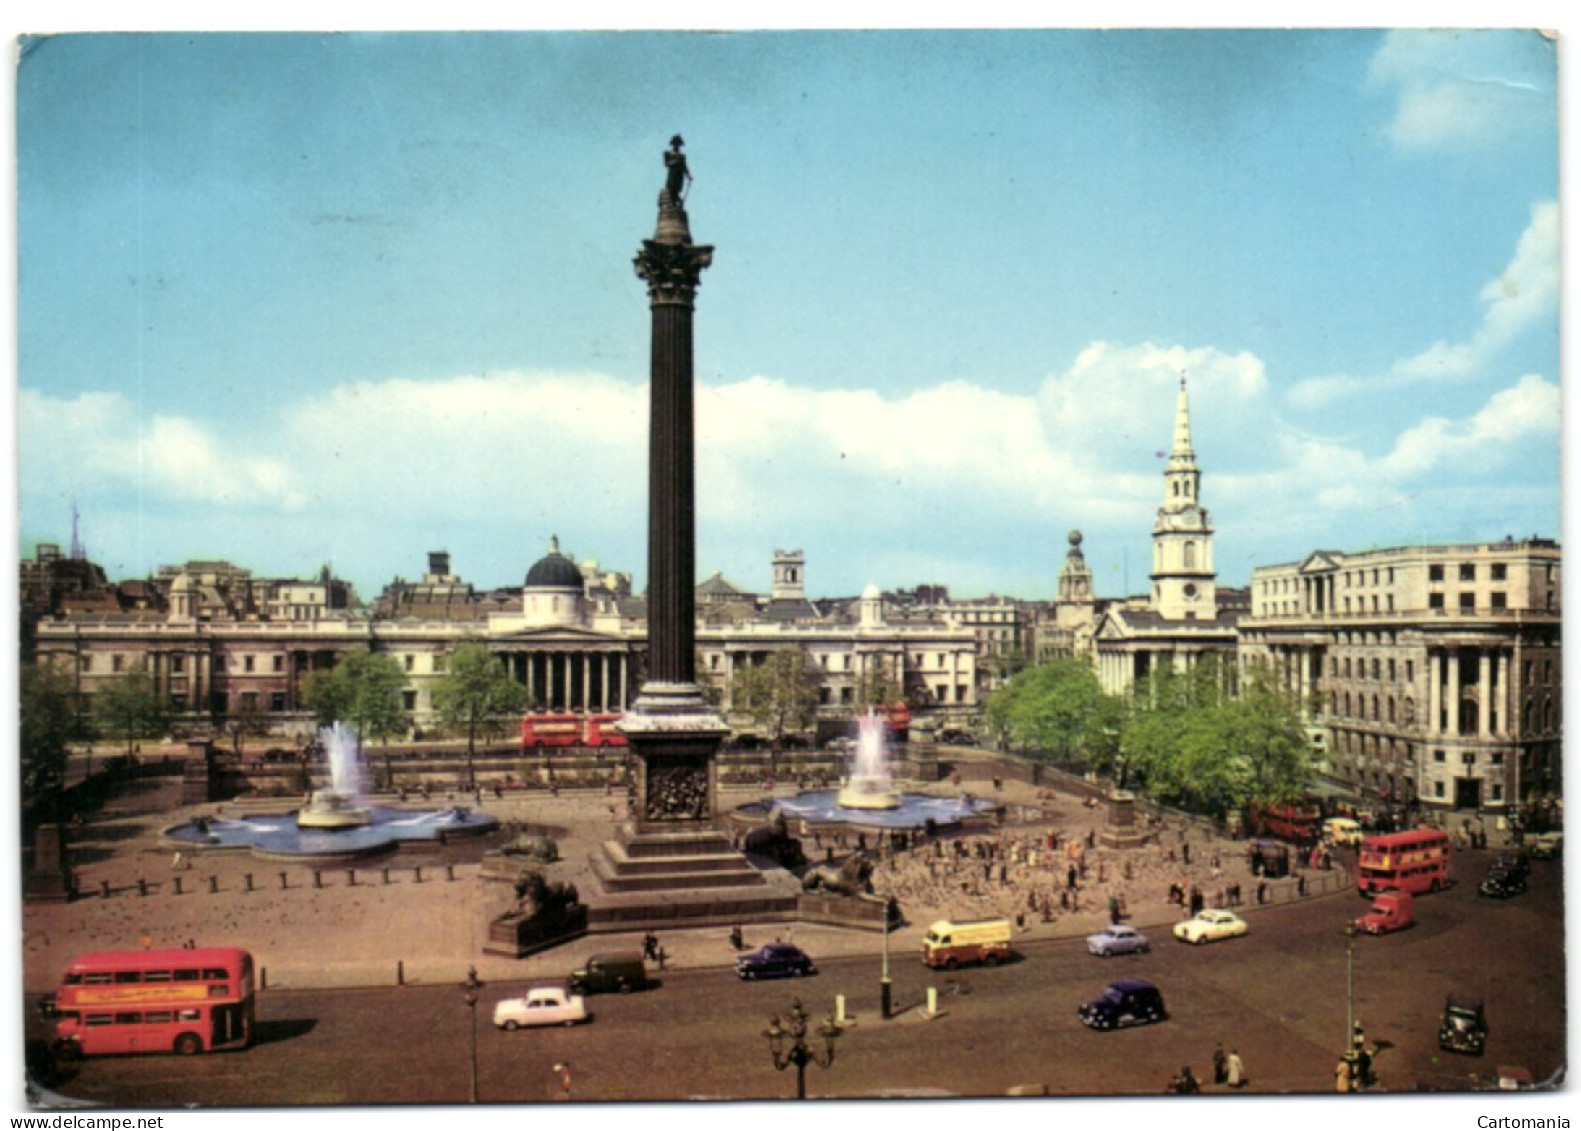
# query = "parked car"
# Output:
<box><xmin>1078</xmin><ymin>979</ymin><xmax>1168</xmax><ymax>1030</ymax></box>
<box><xmin>1439</xmin><ymin>993</ymin><xmax>1488</xmax><ymax>1056</ymax></box>
<box><xmin>1479</xmin><ymin>867</ymin><xmax>1526</xmax><ymax>899</ymax></box>
<box><xmin>1172</xmin><ymin>909</ymin><xmax>1249</xmax><ymax>945</ymax></box>
<box><xmin>1528</xmin><ymin>832</ymin><xmax>1562</xmax><ymax>859</ymax></box>
<box><xmin>1086</xmin><ymin>925</ymin><xmax>1151</xmax><ymax>957</ymax></box>
<box><xmin>736</xmin><ymin>943</ymin><xmax>817</xmax><ymax>980</ymax></box>
<box><xmin>493</xmin><ymin>986</ymin><xmax>589</xmax><ymax>1030</ymax></box>
<box><xmin>1495</xmin><ymin>852</ymin><xmax>1531</xmax><ymax>882</ymax></box>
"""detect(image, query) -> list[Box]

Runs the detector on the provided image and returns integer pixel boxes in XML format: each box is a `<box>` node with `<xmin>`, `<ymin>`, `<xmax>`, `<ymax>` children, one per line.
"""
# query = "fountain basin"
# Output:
<box><xmin>296</xmin><ymin>790</ymin><xmax>373</xmax><ymax>830</ymax></box>
<box><xmin>734</xmin><ymin>789</ymin><xmax>1001</xmax><ymax>833</ymax></box>
<box><xmin>835</xmin><ymin>775</ymin><xmax>903</xmax><ymax>811</ymax></box>
<box><xmin>161</xmin><ymin>806</ymin><xmax>499</xmax><ymax>862</ymax></box>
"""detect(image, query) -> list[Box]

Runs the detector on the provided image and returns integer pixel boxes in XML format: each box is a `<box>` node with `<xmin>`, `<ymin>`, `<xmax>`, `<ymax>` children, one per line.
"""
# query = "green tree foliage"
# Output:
<box><xmin>20</xmin><ymin>662</ymin><xmax>85</xmax><ymax>814</ymax></box>
<box><xmin>852</xmin><ymin>656</ymin><xmax>902</xmax><ymax>711</ymax></box>
<box><xmin>432</xmin><ymin>643</ymin><xmax>528</xmax><ymax>788</ymax></box>
<box><xmin>731</xmin><ymin>647</ymin><xmax>821</xmax><ymax>759</ymax></box>
<box><xmin>985</xmin><ymin>658</ymin><xmax>1122</xmax><ymax>775</ymax></box>
<box><xmin>303</xmin><ymin>648</ymin><xmax>408</xmax><ymax>753</ymax></box>
<box><xmin>91</xmin><ymin>663</ymin><xmax>170</xmax><ymax>760</ymax></box>
<box><xmin>1123</xmin><ymin>657</ymin><xmax>1312</xmax><ymax>817</ymax></box>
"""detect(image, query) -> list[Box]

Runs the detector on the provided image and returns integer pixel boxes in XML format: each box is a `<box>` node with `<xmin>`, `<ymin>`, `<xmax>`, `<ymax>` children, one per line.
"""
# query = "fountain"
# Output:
<box><xmin>296</xmin><ymin>722</ymin><xmax>374</xmax><ymax>830</ymax></box>
<box><xmin>732</xmin><ymin>710</ymin><xmax>1001</xmax><ymax>835</ymax></box>
<box><xmin>836</xmin><ymin>711</ymin><xmax>902</xmax><ymax>810</ymax></box>
<box><xmin>160</xmin><ymin>720</ymin><xmax>499</xmax><ymax>861</ymax></box>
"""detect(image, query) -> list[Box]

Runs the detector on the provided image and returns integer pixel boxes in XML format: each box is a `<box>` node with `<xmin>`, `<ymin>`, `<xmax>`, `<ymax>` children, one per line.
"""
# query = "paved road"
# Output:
<box><xmin>28</xmin><ymin>849</ymin><xmax>1563</xmax><ymax>1106</ymax></box>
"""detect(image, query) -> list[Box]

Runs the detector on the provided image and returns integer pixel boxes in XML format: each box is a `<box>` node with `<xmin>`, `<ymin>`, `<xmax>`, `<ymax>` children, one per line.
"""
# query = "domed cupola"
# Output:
<box><xmin>523</xmin><ymin>536</ymin><xmax>586</xmax><ymax>627</ymax></box>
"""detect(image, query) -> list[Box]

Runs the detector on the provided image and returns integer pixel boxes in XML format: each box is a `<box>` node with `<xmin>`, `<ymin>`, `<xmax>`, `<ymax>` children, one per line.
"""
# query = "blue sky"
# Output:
<box><xmin>14</xmin><ymin>27</ymin><xmax>1562</xmax><ymax>604</ymax></box>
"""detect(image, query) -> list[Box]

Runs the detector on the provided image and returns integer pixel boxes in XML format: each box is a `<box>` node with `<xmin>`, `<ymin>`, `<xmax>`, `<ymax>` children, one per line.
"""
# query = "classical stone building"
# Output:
<box><xmin>28</xmin><ymin>538</ymin><xmax>981</xmax><ymax>742</ymax></box>
<box><xmin>1238</xmin><ymin>538</ymin><xmax>1562</xmax><ymax>811</ymax></box>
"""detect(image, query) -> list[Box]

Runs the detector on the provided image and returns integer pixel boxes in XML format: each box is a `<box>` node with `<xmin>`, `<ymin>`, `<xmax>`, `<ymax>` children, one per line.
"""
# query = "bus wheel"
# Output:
<box><xmin>174</xmin><ymin>1034</ymin><xmax>202</xmax><ymax>1056</ymax></box>
<box><xmin>51</xmin><ymin>1040</ymin><xmax>81</xmax><ymax>1063</ymax></box>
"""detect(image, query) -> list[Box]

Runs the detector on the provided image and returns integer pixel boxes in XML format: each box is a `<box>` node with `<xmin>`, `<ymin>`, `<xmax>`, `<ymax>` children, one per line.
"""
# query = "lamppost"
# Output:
<box><xmin>880</xmin><ymin>897</ymin><xmax>897</xmax><ymax>1019</ymax></box>
<box><xmin>763</xmin><ymin>998</ymin><xmax>840</xmax><ymax>1099</ymax></box>
<box><xmin>461</xmin><ymin>966</ymin><xmax>483</xmax><ymax>1104</ymax></box>
<box><xmin>1343</xmin><ymin>923</ymin><xmax>1358</xmax><ymax>1091</ymax></box>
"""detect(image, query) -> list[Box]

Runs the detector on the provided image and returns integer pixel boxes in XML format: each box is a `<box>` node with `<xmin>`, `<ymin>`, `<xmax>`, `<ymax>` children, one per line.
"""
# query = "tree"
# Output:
<box><xmin>225</xmin><ymin>698</ymin><xmax>271</xmax><ymax>759</ymax></box>
<box><xmin>985</xmin><ymin>658</ymin><xmax>1121</xmax><ymax>775</ymax></box>
<box><xmin>852</xmin><ymin>656</ymin><xmax>902</xmax><ymax>711</ymax></box>
<box><xmin>302</xmin><ymin>648</ymin><xmax>408</xmax><ymax>755</ymax></box>
<box><xmin>731</xmin><ymin>647</ymin><xmax>821</xmax><ymax>770</ymax></box>
<box><xmin>91</xmin><ymin>663</ymin><xmax>170</xmax><ymax>763</ymax></box>
<box><xmin>20</xmin><ymin>662</ymin><xmax>85</xmax><ymax>817</ymax></box>
<box><xmin>1120</xmin><ymin>657</ymin><xmax>1310</xmax><ymax>818</ymax></box>
<box><xmin>432</xmin><ymin>643</ymin><xmax>528</xmax><ymax>788</ymax></box>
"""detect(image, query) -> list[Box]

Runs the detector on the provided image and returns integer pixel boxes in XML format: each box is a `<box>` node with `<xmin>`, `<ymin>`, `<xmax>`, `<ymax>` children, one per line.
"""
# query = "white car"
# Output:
<box><xmin>492</xmin><ymin>986</ymin><xmax>590</xmax><ymax>1030</ymax></box>
<box><xmin>1172</xmin><ymin>909</ymin><xmax>1249</xmax><ymax>946</ymax></box>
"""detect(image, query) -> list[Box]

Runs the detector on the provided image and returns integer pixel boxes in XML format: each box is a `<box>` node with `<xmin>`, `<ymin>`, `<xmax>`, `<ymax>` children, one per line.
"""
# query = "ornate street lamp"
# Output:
<box><xmin>763</xmin><ymin>998</ymin><xmax>840</xmax><ymax>1099</ymax></box>
<box><xmin>461</xmin><ymin>966</ymin><xmax>483</xmax><ymax>1104</ymax></box>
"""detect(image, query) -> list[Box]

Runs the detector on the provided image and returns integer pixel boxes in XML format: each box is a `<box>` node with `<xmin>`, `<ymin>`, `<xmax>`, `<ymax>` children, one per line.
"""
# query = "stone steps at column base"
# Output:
<box><xmin>589</xmin><ymin>850</ymin><xmax>766</xmax><ymax>892</ymax></box>
<box><xmin>584</xmin><ymin>890</ymin><xmax>802</xmax><ymax>934</ymax></box>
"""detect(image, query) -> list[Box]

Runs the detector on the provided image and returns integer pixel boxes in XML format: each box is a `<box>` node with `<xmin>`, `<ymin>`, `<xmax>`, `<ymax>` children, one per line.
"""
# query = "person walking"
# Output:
<box><xmin>1226</xmin><ymin>1049</ymin><xmax>1247</xmax><ymax>1089</ymax></box>
<box><xmin>1335</xmin><ymin>1057</ymin><xmax>1353</xmax><ymax>1093</ymax></box>
<box><xmin>1212</xmin><ymin>1043</ymin><xmax>1227</xmax><ymax>1085</ymax></box>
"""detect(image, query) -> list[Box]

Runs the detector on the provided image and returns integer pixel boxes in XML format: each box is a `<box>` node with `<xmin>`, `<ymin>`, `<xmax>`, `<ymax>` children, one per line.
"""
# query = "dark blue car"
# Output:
<box><xmin>736</xmin><ymin>943</ymin><xmax>817</xmax><ymax>980</ymax></box>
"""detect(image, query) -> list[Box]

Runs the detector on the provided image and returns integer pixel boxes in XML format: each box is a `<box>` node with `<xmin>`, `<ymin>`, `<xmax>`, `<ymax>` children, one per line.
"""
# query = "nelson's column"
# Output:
<box><xmin>593</xmin><ymin>138</ymin><xmax>776</xmax><ymax>917</ymax></box>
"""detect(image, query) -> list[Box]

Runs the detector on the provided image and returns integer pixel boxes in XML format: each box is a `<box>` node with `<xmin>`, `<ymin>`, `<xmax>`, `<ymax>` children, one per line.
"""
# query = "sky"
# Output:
<box><xmin>13</xmin><ymin>25</ymin><xmax>1563</xmax><ymax>605</ymax></box>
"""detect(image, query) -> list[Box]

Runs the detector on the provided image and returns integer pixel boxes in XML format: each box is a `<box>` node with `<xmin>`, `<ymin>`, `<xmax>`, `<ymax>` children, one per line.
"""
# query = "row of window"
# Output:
<box><xmin>82</xmin><ymin>1008</ymin><xmax>204</xmax><ymax>1027</ymax></box>
<box><xmin>67</xmin><ymin>967</ymin><xmax>230</xmax><ymax>985</ymax></box>
<box><xmin>1428</xmin><ymin>563</ymin><xmax>1509</xmax><ymax>583</ymax></box>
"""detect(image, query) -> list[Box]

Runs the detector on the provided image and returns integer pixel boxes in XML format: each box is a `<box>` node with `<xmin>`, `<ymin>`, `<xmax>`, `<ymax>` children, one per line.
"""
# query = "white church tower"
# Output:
<box><xmin>1150</xmin><ymin>376</ymin><xmax>1217</xmax><ymax>621</ymax></box>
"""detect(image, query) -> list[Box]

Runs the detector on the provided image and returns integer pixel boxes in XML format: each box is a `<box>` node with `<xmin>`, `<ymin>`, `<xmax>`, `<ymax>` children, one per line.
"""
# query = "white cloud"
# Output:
<box><xmin>1367</xmin><ymin>29</ymin><xmax>1555</xmax><ymax>154</ymax></box>
<box><xmin>18</xmin><ymin>389</ymin><xmax>306</xmax><ymax>509</ymax></box>
<box><xmin>1289</xmin><ymin>200</ymin><xmax>1557</xmax><ymax>410</ymax></box>
<box><xmin>1378</xmin><ymin>374</ymin><xmax>1560</xmax><ymax>479</ymax></box>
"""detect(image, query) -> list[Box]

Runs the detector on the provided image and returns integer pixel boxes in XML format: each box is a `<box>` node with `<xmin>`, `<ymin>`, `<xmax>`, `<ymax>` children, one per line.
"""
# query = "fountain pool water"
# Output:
<box><xmin>162</xmin><ymin>806</ymin><xmax>499</xmax><ymax>861</ymax></box>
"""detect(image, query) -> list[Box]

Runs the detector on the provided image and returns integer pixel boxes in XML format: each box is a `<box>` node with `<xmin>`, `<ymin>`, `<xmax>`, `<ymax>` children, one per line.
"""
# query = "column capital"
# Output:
<box><xmin>634</xmin><ymin>237</ymin><xmax>713</xmax><ymax>306</ymax></box>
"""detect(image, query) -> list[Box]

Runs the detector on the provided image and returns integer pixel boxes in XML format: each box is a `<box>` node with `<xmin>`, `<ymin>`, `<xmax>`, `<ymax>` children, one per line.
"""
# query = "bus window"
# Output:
<box><xmin>83</xmin><ymin>973</ymin><xmax>112</xmax><ymax>985</ymax></box>
<box><xmin>114</xmin><ymin>1012</ymin><xmax>141</xmax><ymax>1025</ymax></box>
<box><xmin>114</xmin><ymin>971</ymin><xmax>142</xmax><ymax>984</ymax></box>
<box><xmin>174</xmin><ymin>970</ymin><xmax>201</xmax><ymax>982</ymax></box>
<box><xmin>144</xmin><ymin>1011</ymin><xmax>173</xmax><ymax>1024</ymax></box>
<box><xmin>144</xmin><ymin>971</ymin><xmax>172</xmax><ymax>984</ymax></box>
<box><xmin>202</xmin><ymin>968</ymin><xmax>228</xmax><ymax>980</ymax></box>
<box><xmin>84</xmin><ymin>1014</ymin><xmax>113</xmax><ymax>1027</ymax></box>
<box><xmin>178</xmin><ymin>1008</ymin><xmax>201</xmax><ymax>1022</ymax></box>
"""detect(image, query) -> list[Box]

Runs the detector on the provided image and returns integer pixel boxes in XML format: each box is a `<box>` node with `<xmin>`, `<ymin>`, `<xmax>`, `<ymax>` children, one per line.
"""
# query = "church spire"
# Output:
<box><xmin>1169</xmin><ymin>373</ymin><xmax>1196</xmax><ymax>471</ymax></box>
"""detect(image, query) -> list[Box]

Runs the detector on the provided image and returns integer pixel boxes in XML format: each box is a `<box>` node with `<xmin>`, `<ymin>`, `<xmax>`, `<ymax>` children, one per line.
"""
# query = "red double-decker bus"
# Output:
<box><xmin>583</xmin><ymin>714</ymin><xmax>628</xmax><ymax>748</ymax></box>
<box><xmin>1248</xmin><ymin>799</ymin><xmax>1323</xmax><ymax>843</ymax></box>
<box><xmin>521</xmin><ymin>713</ymin><xmax>628</xmax><ymax>749</ymax></box>
<box><xmin>1357</xmin><ymin>828</ymin><xmax>1452</xmax><ymax>895</ymax></box>
<box><xmin>51</xmin><ymin>947</ymin><xmax>255</xmax><ymax>1059</ymax></box>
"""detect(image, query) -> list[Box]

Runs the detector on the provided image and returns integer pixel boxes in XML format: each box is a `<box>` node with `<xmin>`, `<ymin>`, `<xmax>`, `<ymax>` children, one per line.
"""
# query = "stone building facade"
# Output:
<box><xmin>1238</xmin><ymin>539</ymin><xmax>1562</xmax><ymax>810</ymax></box>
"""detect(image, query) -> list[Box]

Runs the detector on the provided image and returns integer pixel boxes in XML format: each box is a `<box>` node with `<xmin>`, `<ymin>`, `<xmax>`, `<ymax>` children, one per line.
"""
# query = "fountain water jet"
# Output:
<box><xmin>296</xmin><ymin>721</ymin><xmax>374</xmax><ymax>830</ymax></box>
<box><xmin>836</xmin><ymin>710</ymin><xmax>902</xmax><ymax>810</ymax></box>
